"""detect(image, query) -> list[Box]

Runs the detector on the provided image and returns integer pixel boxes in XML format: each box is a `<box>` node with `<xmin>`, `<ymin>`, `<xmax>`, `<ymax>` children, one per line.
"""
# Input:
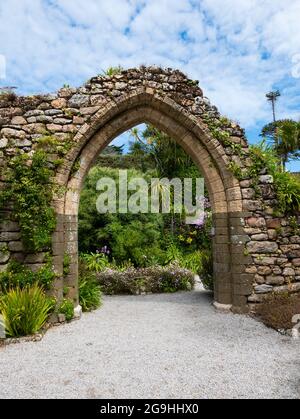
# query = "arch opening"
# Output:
<box><xmin>53</xmin><ymin>99</ymin><xmax>247</xmax><ymax>312</ymax></box>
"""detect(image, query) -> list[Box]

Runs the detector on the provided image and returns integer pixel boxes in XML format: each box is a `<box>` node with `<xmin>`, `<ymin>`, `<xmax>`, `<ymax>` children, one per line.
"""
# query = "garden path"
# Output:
<box><xmin>0</xmin><ymin>289</ymin><xmax>299</xmax><ymax>399</ymax></box>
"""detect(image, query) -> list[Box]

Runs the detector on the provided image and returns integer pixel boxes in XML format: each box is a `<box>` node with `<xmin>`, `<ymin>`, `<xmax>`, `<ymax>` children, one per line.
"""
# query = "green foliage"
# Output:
<box><xmin>79</xmin><ymin>166</ymin><xmax>166</xmax><ymax>266</ymax></box>
<box><xmin>0</xmin><ymin>151</ymin><xmax>56</xmax><ymax>252</ymax></box>
<box><xmin>97</xmin><ymin>263</ymin><xmax>195</xmax><ymax>295</ymax></box>
<box><xmin>103</xmin><ymin>219</ymin><xmax>164</xmax><ymax>267</ymax></box>
<box><xmin>0</xmin><ymin>260</ymin><xmax>56</xmax><ymax>293</ymax></box>
<box><xmin>273</xmin><ymin>170</ymin><xmax>300</xmax><ymax>214</ymax></box>
<box><xmin>198</xmin><ymin>249</ymin><xmax>214</xmax><ymax>290</ymax></box>
<box><xmin>101</xmin><ymin>66</ymin><xmax>123</xmax><ymax>77</ymax></box>
<box><xmin>0</xmin><ymin>284</ymin><xmax>54</xmax><ymax>337</ymax></box>
<box><xmin>58</xmin><ymin>299</ymin><xmax>74</xmax><ymax>322</ymax></box>
<box><xmin>81</xmin><ymin>252</ymin><xmax>110</xmax><ymax>272</ymax></box>
<box><xmin>202</xmin><ymin>115</ymin><xmax>232</xmax><ymax>145</ymax></box>
<box><xmin>70</xmin><ymin>157</ymin><xmax>81</xmax><ymax>177</ymax></box>
<box><xmin>187</xmin><ymin>79</ymin><xmax>199</xmax><ymax>86</ymax></box>
<box><xmin>163</xmin><ymin>243</ymin><xmax>213</xmax><ymax>290</ymax></box>
<box><xmin>181</xmin><ymin>251</ymin><xmax>203</xmax><ymax>274</ymax></box>
<box><xmin>164</xmin><ymin>243</ymin><xmax>182</xmax><ymax>265</ymax></box>
<box><xmin>201</xmin><ymin>114</ymin><xmax>300</xmax><ymax>215</ymax></box>
<box><xmin>63</xmin><ymin>253</ymin><xmax>71</xmax><ymax>277</ymax></box>
<box><xmin>248</xmin><ymin>142</ymin><xmax>300</xmax><ymax>214</ymax></box>
<box><xmin>226</xmin><ymin>141</ymin><xmax>300</xmax><ymax>215</ymax></box>
<box><xmin>227</xmin><ymin>162</ymin><xmax>244</xmax><ymax>180</ymax></box>
<box><xmin>36</xmin><ymin>134</ymin><xmax>74</xmax><ymax>157</ymax></box>
<box><xmin>289</xmin><ymin>216</ymin><xmax>300</xmax><ymax>234</ymax></box>
<box><xmin>261</xmin><ymin>119</ymin><xmax>300</xmax><ymax>167</ymax></box>
<box><xmin>79</xmin><ymin>263</ymin><xmax>102</xmax><ymax>312</ymax></box>
<box><xmin>131</xmin><ymin>125</ymin><xmax>201</xmax><ymax>178</ymax></box>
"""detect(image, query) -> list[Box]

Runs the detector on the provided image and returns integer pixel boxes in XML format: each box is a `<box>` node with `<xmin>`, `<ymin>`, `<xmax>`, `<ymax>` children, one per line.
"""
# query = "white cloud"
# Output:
<box><xmin>0</xmin><ymin>0</ymin><xmax>299</xmax><ymax>131</ymax></box>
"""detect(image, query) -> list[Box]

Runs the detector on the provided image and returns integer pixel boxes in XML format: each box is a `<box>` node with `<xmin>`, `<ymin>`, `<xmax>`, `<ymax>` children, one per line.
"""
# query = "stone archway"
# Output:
<box><xmin>1</xmin><ymin>66</ymin><xmax>299</xmax><ymax>317</ymax></box>
<box><xmin>50</xmin><ymin>72</ymin><xmax>252</xmax><ymax>314</ymax></box>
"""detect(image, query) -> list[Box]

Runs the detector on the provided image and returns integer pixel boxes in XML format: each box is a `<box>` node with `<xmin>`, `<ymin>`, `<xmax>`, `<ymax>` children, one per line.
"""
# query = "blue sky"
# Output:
<box><xmin>0</xmin><ymin>0</ymin><xmax>299</xmax><ymax>170</ymax></box>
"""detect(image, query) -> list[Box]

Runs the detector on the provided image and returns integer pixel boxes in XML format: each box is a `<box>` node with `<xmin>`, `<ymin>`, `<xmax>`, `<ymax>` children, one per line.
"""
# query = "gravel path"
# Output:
<box><xmin>0</xmin><ymin>289</ymin><xmax>299</xmax><ymax>399</ymax></box>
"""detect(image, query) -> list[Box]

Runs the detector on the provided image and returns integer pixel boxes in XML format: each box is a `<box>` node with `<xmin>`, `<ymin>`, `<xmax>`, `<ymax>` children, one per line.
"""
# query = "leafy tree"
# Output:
<box><xmin>129</xmin><ymin>125</ymin><xmax>200</xmax><ymax>179</ymax></box>
<box><xmin>261</xmin><ymin>119</ymin><xmax>300</xmax><ymax>169</ymax></box>
<box><xmin>101</xmin><ymin>145</ymin><xmax>124</xmax><ymax>156</ymax></box>
<box><xmin>79</xmin><ymin>166</ymin><xmax>165</xmax><ymax>266</ymax></box>
<box><xmin>79</xmin><ymin>126</ymin><xmax>213</xmax><ymax>273</ymax></box>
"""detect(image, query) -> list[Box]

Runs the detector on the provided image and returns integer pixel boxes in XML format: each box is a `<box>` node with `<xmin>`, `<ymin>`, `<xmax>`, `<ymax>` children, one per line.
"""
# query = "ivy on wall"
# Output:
<box><xmin>203</xmin><ymin>113</ymin><xmax>300</xmax><ymax>215</ymax></box>
<box><xmin>0</xmin><ymin>134</ymin><xmax>80</xmax><ymax>254</ymax></box>
<box><xmin>0</xmin><ymin>151</ymin><xmax>57</xmax><ymax>252</ymax></box>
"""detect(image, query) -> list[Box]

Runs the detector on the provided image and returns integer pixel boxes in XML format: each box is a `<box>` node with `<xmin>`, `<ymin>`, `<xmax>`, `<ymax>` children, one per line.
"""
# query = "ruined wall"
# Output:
<box><xmin>0</xmin><ymin>66</ymin><xmax>299</xmax><ymax>313</ymax></box>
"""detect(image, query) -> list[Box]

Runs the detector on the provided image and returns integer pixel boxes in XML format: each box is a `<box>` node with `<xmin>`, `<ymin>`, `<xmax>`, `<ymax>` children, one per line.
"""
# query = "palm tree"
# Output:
<box><xmin>275</xmin><ymin>120</ymin><xmax>300</xmax><ymax>170</ymax></box>
<box><xmin>262</xmin><ymin>119</ymin><xmax>300</xmax><ymax>170</ymax></box>
<box><xmin>266</xmin><ymin>90</ymin><xmax>281</xmax><ymax>122</ymax></box>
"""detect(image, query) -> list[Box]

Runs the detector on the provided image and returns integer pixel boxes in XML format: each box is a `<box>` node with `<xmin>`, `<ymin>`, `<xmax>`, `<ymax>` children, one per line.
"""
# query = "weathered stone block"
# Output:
<box><xmin>292</xmin><ymin>259</ymin><xmax>300</xmax><ymax>267</ymax></box>
<box><xmin>51</xmin><ymin>98</ymin><xmax>67</xmax><ymax>109</ymax></box>
<box><xmin>272</xmin><ymin>266</ymin><xmax>282</xmax><ymax>275</ymax></box>
<box><xmin>247</xmin><ymin>241</ymin><xmax>278</xmax><ymax>254</ymax></box>
<box><xmin>1</xmin><ymin>128</ymin><xmax>26</xmax><ymax>139</ymax></box>
<box><xmin>25</xmin><ymin>253</ymin><xmax>47</xmax><ymax>264</ymax></box>
<box><xmin>0</xmin><ymin>250</ymin><xmax>9</xmax><ymax>264</ymax></box>
<box><xmin>259</xmin><ymin>175</ymin><xmax>273</xmax><ymax>184</ymax></box>
<box><xmin>247</xmin><ymin>217</ymin><xmax>266</xmax><ymax>228</ymax></box>
<box><xmin>254</xmin><ymin>274</ymin><xmax>265</xmax><ymax>284</ymax></box>
<box><xmin>231</xmin><ymin>235</ymin><xmax>250</xmax><ymax>244</ymax></box>
<box><xmin>245</xmin><ymin>265</ymin><xmax>257</xmax><ymax>274</ymax></box>
<box><xmin>10</xmin><ymin>138</ymin><xmax>32</xmax><ymax>147</ymax></box>
<box><xmin>265</xmin><ymin>276</ymin><xmax>285</xmax><ymax>285</ymax></box>
<box><xmin>268</xmin><ymin>229</ymin><xmax>277</xmax><ymax>240</ymax></box>
<box><xmin>0</xmin><ymin>221</ymin><xmax>19</xmax><ymax>232</ymax></box>
<box><xmin>283</xmin><ymin>267</ymin><xmax>295</xmax><ymax>276</ymax></box>
<box><xmin>0</xmin><ymin>137</ymin><xmax>8</xmax><ymax>148</ymax></box>
<box><xmin>0</xmin><ymin>232</ymin><xmax>21</xmax><ymax>241</ymax></box>
<box><xmin>255</xmin><ymin>285</ymin><xmax>273</xmax><ymax>294</ymax></box>
<box><xmin>257</xmin><ymin>266</ymin><xmax>272</xmax><ymax>275</ymax></box>
<box><xmin>11</xmin><ymin>116</ymin><xmax>27</xmax><ymax>125</ymax></box>
<box><xmin>24</xmin><ymin>110</ymin><xmax>44</xmax><ymax>117</ymax></box>
<box><xmin>251</xmin><ymin>234</ymin><xmax>269</xmax><ymax>241</ymax></box>
<box><xmin>242</xmin><ymin>188</ymin><xmax>256</xmax><ymax>199</ymax></box>
<box><xmin>8</xmin><ymin>241</ymin><xmax>23</xmax><ymax>252</ymax></box>
<box><xmin>266</xmin><ymin>218</ymin><xmax>281</xmax><ymax>229</ymax></box>
<box><xmin>46</xmin><ymin>124</ymin><xmax>63</xmax><ymax>133</ymax></box>
<box><xmin>243</xmin><ymin>200</ymin><xmax>263</xmax><ymax>211</ymax></box>
<box><xmin>68</xmin><ymin>94</ymin><xmax>89</xmax><ymax>108</ymax></box>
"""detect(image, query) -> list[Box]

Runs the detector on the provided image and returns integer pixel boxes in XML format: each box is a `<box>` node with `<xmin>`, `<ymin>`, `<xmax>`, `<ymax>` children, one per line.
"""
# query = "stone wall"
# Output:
<box><xmin>0</xmin><ymin>66</ymin><xmax>299</xmax><ymax>314</ymax></box>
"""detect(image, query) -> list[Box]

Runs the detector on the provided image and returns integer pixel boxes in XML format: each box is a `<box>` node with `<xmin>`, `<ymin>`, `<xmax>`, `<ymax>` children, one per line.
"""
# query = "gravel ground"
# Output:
<box><xmin>0</xmin><ymin>288</ymin><xmax>299</xmax><ymax>399</ymax></box>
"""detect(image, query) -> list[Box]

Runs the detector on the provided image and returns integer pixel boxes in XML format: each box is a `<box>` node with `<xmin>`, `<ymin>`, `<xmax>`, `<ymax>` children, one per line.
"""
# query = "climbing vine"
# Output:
<box><xmin>0</xmin><ymin>133</ymin><xmax>79</xmax><ymax>253</ymax></box>
<box><xmin>0</xmin><ymin>151</ymin><xmax>57</xmax><ymax>252</ymax></box>
<box><xmin>203</xmin><ymin>113</ymin><xmax>300</xmax><ymax>215</ymax></box>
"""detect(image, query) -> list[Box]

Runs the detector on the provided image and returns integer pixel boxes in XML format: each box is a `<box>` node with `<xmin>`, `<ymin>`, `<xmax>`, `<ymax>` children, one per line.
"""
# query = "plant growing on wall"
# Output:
<box><xmin>0</xmin><ymin>150</ymin><xmax>56</xmax><ymax>253</ymax></box>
